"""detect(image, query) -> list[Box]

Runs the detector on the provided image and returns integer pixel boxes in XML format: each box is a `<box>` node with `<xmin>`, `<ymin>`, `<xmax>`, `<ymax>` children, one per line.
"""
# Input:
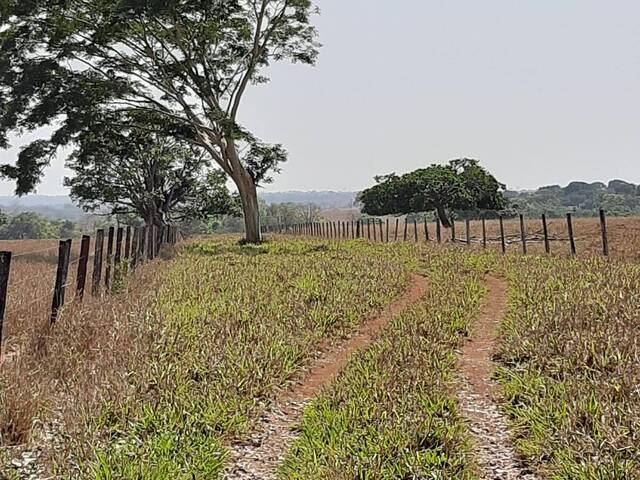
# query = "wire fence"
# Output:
<box><xmin>272</xmin><ymin>210</ymin><xmax>614</xmax><ymax>259</ymax></box>
<box><xmin>0</xmin><ymin>225</ymin><xmax>182</xmax><ymax>358</ymax></box>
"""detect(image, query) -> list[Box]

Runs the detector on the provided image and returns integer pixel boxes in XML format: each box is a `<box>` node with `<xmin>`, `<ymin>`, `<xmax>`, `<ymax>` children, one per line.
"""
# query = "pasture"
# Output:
<box><xmin>0</xmin><ymin>228</ymin><xmax>638</xmax><ymax>479</ymax></box>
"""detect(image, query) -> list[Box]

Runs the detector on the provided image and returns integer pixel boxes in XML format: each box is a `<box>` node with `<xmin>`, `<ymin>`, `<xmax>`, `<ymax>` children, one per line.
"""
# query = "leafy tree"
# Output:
<box><xmin>58</xmin><ymin>220</ymin><xmax>76</xmax><ymax>239</ymax></box>
<box><xmin>263</xmin><ymin>202</ymin><xmax>321</xmax><ymax>227</ymax></box>
<box><xmin>0</xmin><ymin>0</ymin><xmax>320</xmax><ymax>243</ymax></box>
<box><xmin>64</xmin><ymin>113</ymin><xmax>236</xmax><ymax>227</ymax></box>
<box><xmin>608</xmin><ymin>180</ymin><xmax>636</xmax><ymax>196</ymax></box>
<box><xmin>358</xmin><ymin>159</ymin><xmax>507</xmax><ymax>227</ymax></box>
<box><xmin>0</xmin><ymin>212</ymin><xmax>57</xmax><ymax>239</ymax></box>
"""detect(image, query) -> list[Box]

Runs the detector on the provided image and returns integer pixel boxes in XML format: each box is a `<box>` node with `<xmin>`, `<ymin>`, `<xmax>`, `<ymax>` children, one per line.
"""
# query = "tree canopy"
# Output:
<box><xmin>0</xmin><ymin>0</ymin><xmax>320</xmax><ymax>242</ymax></box>
<box><xmin>358</xmin><ymin>159</ymin><xmax>507</xmax><ymax>227</ymax></box>
<box><xmin>64</xmin><ymin>112</ymin><xmax>236</xmax><ymax>226</ymax></box>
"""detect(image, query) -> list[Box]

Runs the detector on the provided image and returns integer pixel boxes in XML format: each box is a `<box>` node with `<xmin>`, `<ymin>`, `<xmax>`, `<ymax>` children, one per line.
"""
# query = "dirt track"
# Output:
<box><xmin>225</xmin><ymin>274</ymin><xmax>428</xmax><ymax>480</ymax></box>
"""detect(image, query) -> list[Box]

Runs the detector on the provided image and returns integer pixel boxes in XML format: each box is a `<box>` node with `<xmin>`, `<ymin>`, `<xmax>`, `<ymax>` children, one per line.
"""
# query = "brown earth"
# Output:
<box><xmin>459</xmin><ymin>277</ymin><xmax>541</xmax><ymax>480</ymax></box>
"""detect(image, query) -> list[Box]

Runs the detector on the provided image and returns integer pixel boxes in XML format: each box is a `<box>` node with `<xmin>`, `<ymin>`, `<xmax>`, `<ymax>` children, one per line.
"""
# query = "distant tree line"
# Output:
<box><xmin>505</xmin><ymin>180</ymin><xmax>640</xmax><ymax>218</ymax></box>
<box><xmin>214</xmin><ymin>201</ymin><xmax>323</xmax><ymax>234</ymax></box>
<box><xmin>0</xmin><ymin>211</ymin><xmax>96</xmax><ymax>240</ymax></box>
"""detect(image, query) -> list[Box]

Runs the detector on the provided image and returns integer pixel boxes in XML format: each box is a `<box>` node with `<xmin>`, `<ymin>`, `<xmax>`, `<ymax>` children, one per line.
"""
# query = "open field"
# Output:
<box><xmin>0</xmin><ymin>236</ymin><xmax>638</xmax><ymax>479</ymax></box>
<box><xmin>496</xmin><ymin>256</ymin><xmax>640</xmax><ymax>478</ymax></box>
<box><xmin>317</xmin><ymin>214</ymin><xmax>640</xmax><ymax>261</ymax></box>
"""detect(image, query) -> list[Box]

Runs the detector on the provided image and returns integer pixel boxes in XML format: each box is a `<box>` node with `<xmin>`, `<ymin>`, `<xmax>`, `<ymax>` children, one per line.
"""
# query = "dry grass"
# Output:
<box><xmin>495</xmin><ymin>256</ymin><xmax>640</xmax><ymax>478</ymax></box>
<box><xmin>323</xmin><ymin>215</ymin><xmax>640</xmax><ymax>261</ymax></box>
<box><xmin>0</xmin><ymin>235</ymin><xmax>165</xmax><ymax>479</ymax></box>
<box><xmin>0</xmin><ymin>238</ymin><xmax>410</xmax><ymax>478</ymax></box>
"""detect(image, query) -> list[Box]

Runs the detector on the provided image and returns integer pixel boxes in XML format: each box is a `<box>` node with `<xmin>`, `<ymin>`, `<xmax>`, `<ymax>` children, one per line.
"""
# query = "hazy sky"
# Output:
<box><xmin>1</xmin><ymin>0</ymin><xmax>639</xmax><ymax>195</ymax></box>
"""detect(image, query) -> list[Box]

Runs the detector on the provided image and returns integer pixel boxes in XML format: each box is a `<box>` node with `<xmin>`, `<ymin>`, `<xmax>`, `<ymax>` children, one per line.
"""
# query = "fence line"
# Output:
<box><xmin>270</xmin><ymin>209</ymin><xmax>613</xmax><ymax>259</ymax></box>
<box><xmin>0</xmin><ymin>224</ymin><xmax>182</xmax><ymax>357</ymax></box>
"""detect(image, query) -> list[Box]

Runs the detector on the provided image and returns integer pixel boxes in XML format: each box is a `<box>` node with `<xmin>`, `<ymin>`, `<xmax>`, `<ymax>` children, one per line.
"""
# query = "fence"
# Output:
<box><xmin>0</xmin><ymin>224</ymin><xmax>181</xmax><ymax>357</ymax></box>
<box><xmin>269</xmin><ymin>209</ymin><xmax>614</xmax><ymax>258</ymax></box>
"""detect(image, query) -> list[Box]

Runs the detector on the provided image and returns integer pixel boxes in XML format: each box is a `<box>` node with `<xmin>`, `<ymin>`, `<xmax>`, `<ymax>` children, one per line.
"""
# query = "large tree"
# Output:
<box><xmin>358</xmin><ymin>159</ymin><xmax>507</xmax><ymax>227</ymax></box>
<box><xmin>0</xmin><ymin>0</ymin><xmax>319</xmax><ymax>243</ymax></box>
<box><xmin>65</xmin><ymin>112</ymin><xmax>236</xmax><ymax>227</ymax></box>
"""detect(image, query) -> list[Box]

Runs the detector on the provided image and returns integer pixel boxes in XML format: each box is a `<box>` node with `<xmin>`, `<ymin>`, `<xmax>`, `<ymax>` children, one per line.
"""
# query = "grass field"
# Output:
<box><xmin>0</xmin><ymin>234</ymin><xmax>638</xmax><ymax>479</ymax></box>
<box><xmin>279</xmin><ymin>248</ymin><xmax>485</xmax><ymax>479</ymax></box>
<box><xmin>496</xmin><ymin>256</ymin><xmax>640</xmax><ymax>479</ymax></box>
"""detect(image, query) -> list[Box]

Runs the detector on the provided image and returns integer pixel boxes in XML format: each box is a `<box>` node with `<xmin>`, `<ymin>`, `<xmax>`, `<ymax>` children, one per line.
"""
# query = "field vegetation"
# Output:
<box><xmin>1</xmin><ymin>239</ymin><xmax>409</xmax><ymax>478</ymax></box>
<box><xmin>280</xmin><ymin>247</ymin><xmax>486</xmax><ymax>479</ymax></box>
<box><xmin>496</xmin><ymin>256</ymin><xmax>640</xmax><ymax>479</ymax></box>
<box><xmin>0</xmin><ymin>235</ymin><xmax>638</xmax><ymax>480</ymax></box>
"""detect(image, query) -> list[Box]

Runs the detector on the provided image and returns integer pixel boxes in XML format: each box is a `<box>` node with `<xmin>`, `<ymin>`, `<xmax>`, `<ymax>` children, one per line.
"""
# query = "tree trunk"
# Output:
<box><xmin>233</xmin><ymin>171</ymin><xmax>262</xmax><ymax>244</ymax></box>
<box><xmin>436</xmin><ymin>206</ymin><xmax>452</xmax><ymax>228</ymax></box>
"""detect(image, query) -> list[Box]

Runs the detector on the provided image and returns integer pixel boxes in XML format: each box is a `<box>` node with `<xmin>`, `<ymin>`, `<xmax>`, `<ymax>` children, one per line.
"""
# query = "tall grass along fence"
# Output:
<box><xmin>270</xmin><ymin>209</ymin><xmax>614</xmax><ymax>258</ymax></box>
<box><xmin>0</xmin><ymin>225</ymin><xmax>181</xmax><ymax>357</ymax></box>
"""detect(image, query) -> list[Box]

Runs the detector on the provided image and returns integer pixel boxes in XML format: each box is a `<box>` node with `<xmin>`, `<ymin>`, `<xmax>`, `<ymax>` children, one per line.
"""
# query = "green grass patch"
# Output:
<box><xmin>279</xmin><ymin>247</ymin><xmax>485</xmax><ymax>479</ymax></box>
<box><xmin>79</xmin><ymin>239</ymin><xmax>410</xmax><ymax>479</ymax></box>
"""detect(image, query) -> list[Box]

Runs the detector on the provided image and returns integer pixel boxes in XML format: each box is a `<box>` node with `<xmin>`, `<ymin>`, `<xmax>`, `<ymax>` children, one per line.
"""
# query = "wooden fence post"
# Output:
<box><xmin>91</xmin><ymin>229</ymin><xmax>104</xmax><ymax>296</ymax></box>
<box><xmin>366</xmin><ymin>219</ymin><xmax>371</xmax><ymax>240</ymax></box>
<box><xmin>413</xmin><ymin>219</ymin><xmax>418</xmax><ymax>242</ymax></box>
<box><xmin>105</xmin><ymin>227</ymin><xmax>115</xmax><ymax>289</ymax></box>
<box><xmin>394</xmin><ymin>218</ymin><xmax>399</xmax><ymax>241</ymax></box>
<box><xmin>499</xmin><ymin>216</ymin><xmax>506</xmax><ymax>254</ymax></box>
<box><xmin>424</xmin><ymin>218</ymin><xmax>429</xmax><ymax>242</ymax></box>
<box><xmin>379</xmin><ymin>220</ymin><xmax>383</xmax><ymax>242</ymax></box>
<box><xmin>115</xmin><ymin>227</ymin><xmax>124</xmax><ymax>264</ymax></box>
<box><xmin>386</xmin><ymin>219</ymin><xmax>390</xmax><ymax>242</ymax></box>
<box><xmin>373</xmin><ymin>219</ymin><xmax>377</xmax><ymax>241</ymax></box>
<box><xmin>482</xmin><ymin>218</ymin><xmax>487</xmax><ymax>249</ymax></box>
<box><xmin>124</xmin><ymin>226</ymin><xmax>132</xmax><ymax>261</ymax></box>
<box><xmin>403</xmin><ymin>219</ymin><xmax>408</xmax><ymax>241</ymax></box>
<box><xmin>139</xmin><ymin>226</ymin><xmax>147</xmax><ymax>263</ymax></box>
<box><xmin>466</xmin><ymin>219</ymin><xmax>471</xmax><ymax>245</ymax></box>
<box><xmin>599</xmin><ymin>209</ymin><xmax>609</xmax><ymax>257</ymax></box>
<box><xmin>567</xmin><ymin>213</ymin><xmax>576</xmax><ymax>257</ymax></box>
<box><xmin>0</xmin><ymin>251</ymin><xmax>12</xmax><ymax>357</ymax></box>
<box><xmin>436</xmin><ymin>217</ymin><xmax>442</xmax><ymax>243</ymax></box>
<box><xmin>451</xmin><ymin>220</ymin><xmax>456</xmax><ymax>243</ymax></box>
<box><xmin>519</xmin><ymin>214</ymin><xmax>527</xmax><ymax>255</ymax></box>
<box><xmin>75</xmin><ymin>235</ymin><xmax>91</xmax><ymax>301</ymax></box>
<box><xmin>50</xmin><ymin>239</ymin><xmax>72</xmax><ymax>324</ymax></box>
<box><xmin>147</xmin><ymin>226</ymin><xmax>155</xmax><ymax>260</ymax></box>
<box><xmin>542</xmin><ymin>214</ymin><xmax>550</xmax><ymax>254</ymax></box>
<box><xmin>131</xmin><ymin>227</ymin><xmax>139</xmax><ymax>272</ymax></box>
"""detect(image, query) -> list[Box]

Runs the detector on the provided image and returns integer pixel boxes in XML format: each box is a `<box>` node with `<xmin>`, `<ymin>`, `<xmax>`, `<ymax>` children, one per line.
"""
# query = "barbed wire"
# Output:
<box><xmin>10</xmin><ymin>245</ymin><xmax>61</xmax><ymax>259</ymax></box>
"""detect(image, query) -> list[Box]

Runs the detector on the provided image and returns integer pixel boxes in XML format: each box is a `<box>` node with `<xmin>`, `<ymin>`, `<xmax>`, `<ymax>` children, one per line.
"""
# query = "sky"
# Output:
<box><xmin>1</xmin><ymin>0</ymin><xmax>639</xmax><ymax>196</ymax></box>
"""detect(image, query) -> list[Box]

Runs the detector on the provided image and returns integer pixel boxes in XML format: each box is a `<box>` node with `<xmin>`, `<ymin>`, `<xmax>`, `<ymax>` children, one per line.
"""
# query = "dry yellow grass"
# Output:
<box><xmin>320</xmin><ymin>216</ymin><xmax>640</xmax><ymax>261</ymax></box>
<box><xmin>0</xmin><ymin>234</ymin><xmax>154</xmax><ymax>453</ymax></box>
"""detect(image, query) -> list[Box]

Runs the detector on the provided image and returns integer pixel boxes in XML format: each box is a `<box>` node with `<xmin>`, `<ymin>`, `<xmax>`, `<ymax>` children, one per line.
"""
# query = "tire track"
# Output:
<box><xmin>459</xmin><ymin>277</ymin><xmax>541</xmax><ymax>480</ymax></box>
<box><xmin>225</xmin><ymin>274</ymin><xmax>428</xmax><ymax>480</ymax></box>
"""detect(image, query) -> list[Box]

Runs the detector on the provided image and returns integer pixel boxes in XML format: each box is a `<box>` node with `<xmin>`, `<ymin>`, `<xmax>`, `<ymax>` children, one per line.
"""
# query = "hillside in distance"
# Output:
<box><xmin>0</xmin><ymin>195</ymin><xmax>84</xmax><ymax>220</ymax></box>
<box><xmin>1</xmin><ymin>177</ymin><xmax>639</xmax><ymax>220</ymax></box>
<box><xmin>260</xmin><ymin>191</ymin><xmax>358</xmax><ymax>209</ymax></box>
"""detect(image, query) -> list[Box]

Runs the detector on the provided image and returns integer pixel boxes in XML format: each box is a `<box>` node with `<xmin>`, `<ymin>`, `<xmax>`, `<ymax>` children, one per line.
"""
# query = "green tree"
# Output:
<box><xmin>0</xmin><ymin>0</ymin><xmax>319</xmax><ymax>243</ymax></box>
<box><xmin>0</xmin><ymin>212</ymin><xmax>57</xmax><ymax>239</ymax></box>
<box><xmin>358</xmin><ymin>159</ymin><xmax>507</xmax><ymax>227</ymax></box>
<box><xmin>64</xmin><ymin>113</ymin><xmax>236</xmax><ymax>228</ymax></box>
<box><xmin>58</xmin><ymin>220</ymin><xmax>76</xmax><ymax>239</ymax></box>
